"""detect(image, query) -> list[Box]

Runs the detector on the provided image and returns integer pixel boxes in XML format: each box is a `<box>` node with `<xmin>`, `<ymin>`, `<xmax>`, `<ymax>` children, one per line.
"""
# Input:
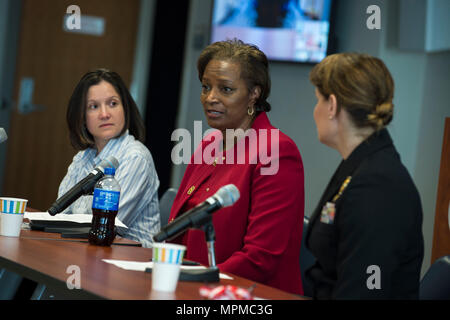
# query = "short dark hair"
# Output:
<box><xmin>67</xmin><ymin>68</ymin><xmax>145</xmax><ymax>150</ymax></box>
<box><xmin>197</xmin><ymin>38</ymin><xmax>271</xmax><ymax>112</ymax></box>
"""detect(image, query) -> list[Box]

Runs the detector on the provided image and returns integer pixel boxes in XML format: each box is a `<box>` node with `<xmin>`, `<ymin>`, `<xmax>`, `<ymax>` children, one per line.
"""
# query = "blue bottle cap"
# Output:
<box><xmin>104</xmin><ymin>167</ymin><xmax>115</xmax><ymax>175</ymax></box>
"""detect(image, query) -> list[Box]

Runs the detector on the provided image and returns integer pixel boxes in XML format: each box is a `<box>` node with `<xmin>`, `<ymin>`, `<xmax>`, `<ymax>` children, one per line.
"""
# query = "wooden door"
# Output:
<box><xmin>3</xmin><ymin>0</ymin><xmax>140</xmax><ymax>210</ymax></box>
<box><xmin>431</xmin><ymin>117</ymin><xmax>450</xmax><ymax>263</ymax></box>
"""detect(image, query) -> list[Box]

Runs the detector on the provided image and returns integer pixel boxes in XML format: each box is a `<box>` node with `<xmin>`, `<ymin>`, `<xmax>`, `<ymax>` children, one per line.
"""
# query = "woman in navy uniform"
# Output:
<box><xmin>305</xmin><ymin>53</ymin><xmax>424</xmax><ymax>299</ymax></box>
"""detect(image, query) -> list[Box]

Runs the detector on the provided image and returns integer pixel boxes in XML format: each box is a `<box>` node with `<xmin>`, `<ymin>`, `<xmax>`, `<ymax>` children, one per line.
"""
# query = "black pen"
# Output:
<box><xmin>182</xmin><ymin>260</ymin><xmax>201</xmax><ymax>266</ymax></box>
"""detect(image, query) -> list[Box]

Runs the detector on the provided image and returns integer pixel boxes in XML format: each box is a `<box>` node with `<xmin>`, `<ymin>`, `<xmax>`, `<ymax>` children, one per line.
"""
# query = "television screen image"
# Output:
<box><xmin>210</xmin><ymin>0</ymin><xmax>334</xmax><ymax>63</ymax></box>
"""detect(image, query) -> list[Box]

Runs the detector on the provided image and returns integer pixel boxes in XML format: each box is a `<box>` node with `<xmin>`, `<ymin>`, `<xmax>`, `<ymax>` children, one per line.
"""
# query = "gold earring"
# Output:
<box><xmin>247</xmin><ymin>106</ymin><xmax>255</xmax><ymax>116</ymax></box>
<box><xmin>328</xmin><ymin>115</ymin><xmax>334</xmax><ymax>120</ymax></box>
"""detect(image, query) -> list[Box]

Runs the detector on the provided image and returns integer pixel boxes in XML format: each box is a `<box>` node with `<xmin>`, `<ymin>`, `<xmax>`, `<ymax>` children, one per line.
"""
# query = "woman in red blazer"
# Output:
<box><xmin>168</xmin><ymin>39</ymin><xmax>305</xmax><ymax>295</ymax></box>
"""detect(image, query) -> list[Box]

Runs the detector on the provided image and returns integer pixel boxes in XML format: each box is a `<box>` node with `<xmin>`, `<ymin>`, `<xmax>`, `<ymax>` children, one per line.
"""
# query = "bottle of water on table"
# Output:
<box><xmin>89</xmin><ymin>167</ymin><xmax>120</xmax><ymax>246</ymax></box>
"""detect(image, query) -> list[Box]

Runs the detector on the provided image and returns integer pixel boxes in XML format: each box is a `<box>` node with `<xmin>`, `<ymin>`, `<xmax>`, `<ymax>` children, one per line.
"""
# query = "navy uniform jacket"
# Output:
<box><xmin>305</xmin><ymin>129</ymin><xmax>424</xmax><ymax>299</ymax></box>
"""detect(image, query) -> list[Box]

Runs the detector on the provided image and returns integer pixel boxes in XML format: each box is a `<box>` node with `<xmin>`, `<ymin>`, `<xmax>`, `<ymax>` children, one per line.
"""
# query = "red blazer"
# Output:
<box><xmin>169</xmin><ymin>112</ymin><xmax>305</xmax><ymax>295</ymax></box>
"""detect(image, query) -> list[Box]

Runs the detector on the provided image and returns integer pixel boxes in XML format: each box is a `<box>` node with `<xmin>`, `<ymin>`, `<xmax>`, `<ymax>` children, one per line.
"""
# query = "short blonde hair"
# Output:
<box><xmin>310</xmin><ymin>53</ymin><xmax>394</xmax><ymax>131</ymax></box>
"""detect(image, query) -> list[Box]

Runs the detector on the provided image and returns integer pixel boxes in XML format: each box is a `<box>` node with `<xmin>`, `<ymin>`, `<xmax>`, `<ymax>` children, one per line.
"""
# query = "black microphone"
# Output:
<box><xmin>0</xmin><ymin>128</ymin><xmax>7</xmax><ymax>144</ymax></box>
<box><xmin>47</xmin><ymin>156</ymin><xmax>119</xmax><ymax>216</ymax></box>
<box><xmin>153</xmin><ymin>184</ymin><xmax>240</xmax><ymax>242</ymax></box>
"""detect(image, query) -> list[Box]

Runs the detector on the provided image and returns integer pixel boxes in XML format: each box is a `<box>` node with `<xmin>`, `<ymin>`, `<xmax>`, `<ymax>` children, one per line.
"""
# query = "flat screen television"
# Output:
<box><xmin>210</xmin><ymin>0</ymin><xmax>335</xmax><ymax>63</ymax></box>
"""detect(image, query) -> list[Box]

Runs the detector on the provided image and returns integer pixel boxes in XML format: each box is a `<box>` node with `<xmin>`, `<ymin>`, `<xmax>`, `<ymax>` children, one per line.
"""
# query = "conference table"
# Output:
<box><xmin>0</xmin><ymin>215</ymin><xmax>305</xmax><ymax>300</ymax></box>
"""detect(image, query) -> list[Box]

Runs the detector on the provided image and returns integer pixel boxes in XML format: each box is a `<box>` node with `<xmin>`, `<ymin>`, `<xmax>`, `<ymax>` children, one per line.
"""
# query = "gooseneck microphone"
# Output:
<box><xmin>47</xmin><ymin>156</ymin><xmax>119</xmax><ymax>216</ymax></box>
<box><xmin>0</xmin><ymin>128</ymin><xmax>7</xmax><ymax>143</ymax></box>
<box><xmin>153</xmin><ymin>184</ymin><xmax>240</xmax><ymax>242</ymax></box>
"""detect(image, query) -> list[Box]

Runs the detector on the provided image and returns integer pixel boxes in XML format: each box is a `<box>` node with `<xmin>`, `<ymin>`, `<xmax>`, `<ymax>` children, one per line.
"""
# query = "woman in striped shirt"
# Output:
<box><xmin>58</xmin><ymin>69</ymin><xmax>160</xmax><ymax>248</ymax></box>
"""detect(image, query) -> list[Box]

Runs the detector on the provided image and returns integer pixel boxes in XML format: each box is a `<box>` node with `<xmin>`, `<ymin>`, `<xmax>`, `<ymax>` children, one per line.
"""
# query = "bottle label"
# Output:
<box><xmin>92</xmin><ymin>189</ymin><xmax>120</xmax><ymax>211</ymax></box>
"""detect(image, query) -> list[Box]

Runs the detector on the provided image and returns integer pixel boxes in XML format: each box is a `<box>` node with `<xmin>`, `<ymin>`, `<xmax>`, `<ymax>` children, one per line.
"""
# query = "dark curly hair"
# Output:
<box><xmin>197</xmin><ymin>38</ymin><xmax>271</xmax><ymax>112</ymax></box>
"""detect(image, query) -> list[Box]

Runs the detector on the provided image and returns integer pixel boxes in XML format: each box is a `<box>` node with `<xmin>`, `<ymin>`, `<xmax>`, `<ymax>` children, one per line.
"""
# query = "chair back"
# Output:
<box><xmin>420</xmin><ymin>255</ymin><xmax>450</xmax><ymax>300</ymax></box>
<box><xmin>159</xmin><ymin>188</ymin><xmax>178</xmax><ymax>227</ymax></box>
<box><xmin>300</xmin><ymin>216</ymin><xmax>316</xmax><ymax>297</ymax></box>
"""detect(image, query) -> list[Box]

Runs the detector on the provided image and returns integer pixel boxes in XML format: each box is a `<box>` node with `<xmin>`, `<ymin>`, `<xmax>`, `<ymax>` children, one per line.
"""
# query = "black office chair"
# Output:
<box><xmin>159</xmin><ymin>188</ymin><xmax>178</xmax><ymax>228</ymax></box>
<box><xmin>0</xmin><ymin>269</ymin><xmax>24</xmax><ymax>299</ymax></box>
<box><xmin>420</xmin><ymin>255</ymin><xmax>450</xmax><ymax>300</ymax></box>
<box><xmin>300</xmin><ymin>216</ymin><xmax>316</xmax><ymax>298</ymax></box>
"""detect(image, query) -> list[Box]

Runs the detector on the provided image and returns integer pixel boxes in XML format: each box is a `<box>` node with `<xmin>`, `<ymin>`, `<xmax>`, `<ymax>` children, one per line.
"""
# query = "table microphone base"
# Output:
<box><xmin>179</xmin><ymin>267</ymin><xmax>219</xmax><ymax>282</ymax></box>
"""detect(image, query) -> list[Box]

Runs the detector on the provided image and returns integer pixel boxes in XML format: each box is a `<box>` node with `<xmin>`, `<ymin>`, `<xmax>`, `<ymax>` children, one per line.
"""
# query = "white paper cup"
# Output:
<box><xmin>152</xmin><ymin>243</ymin><xmax>186</xmax><ymax>292</ymax></box>
<box><xmin>0</xmin><ymin>212</ymin><xmax>24</xmax><ymax>237</ymax></box>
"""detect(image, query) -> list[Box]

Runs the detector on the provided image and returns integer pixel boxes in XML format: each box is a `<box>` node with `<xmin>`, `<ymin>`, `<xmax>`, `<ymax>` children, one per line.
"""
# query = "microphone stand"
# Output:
<box><xmin>204</xmin><ymin>220</ymin><xmax>217</xmax><ymax>268</ymax></box>
<box><xmin>178</xmin><ymin>216</ymin><xmax>220</xmax><ymax>282</ymax></box>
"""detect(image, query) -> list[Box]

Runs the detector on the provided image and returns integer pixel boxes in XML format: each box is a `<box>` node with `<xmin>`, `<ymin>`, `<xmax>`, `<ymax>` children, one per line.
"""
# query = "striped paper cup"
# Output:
<box><xmin>0</xmin><ymin>197</ymin><xmax>28</xmax><ymax>214</ymax></box>
<box><xmin>152</xmin><ymin>243</ymin><xmax>186</xmax><ymax>292</ymax></box>
<box><xmin>152</xmin><ymin>242</ymin><xmax>186</xmax><ymax>265</ymax></box>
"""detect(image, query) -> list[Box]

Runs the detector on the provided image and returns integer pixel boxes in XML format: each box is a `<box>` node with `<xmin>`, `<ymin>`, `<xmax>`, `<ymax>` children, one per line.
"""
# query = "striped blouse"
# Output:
<box><xmin>58</xmin><ymin>131</ymin><xmax>161</xmax><ymax>247</ymax></box>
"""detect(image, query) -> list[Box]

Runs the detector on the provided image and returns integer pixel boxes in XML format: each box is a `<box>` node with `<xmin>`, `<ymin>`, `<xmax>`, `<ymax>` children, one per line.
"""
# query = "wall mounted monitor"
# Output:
<box><xmin>210</xmin><ymin>0</ymin><xmax>335</xmax><ymax>63</ymax></box>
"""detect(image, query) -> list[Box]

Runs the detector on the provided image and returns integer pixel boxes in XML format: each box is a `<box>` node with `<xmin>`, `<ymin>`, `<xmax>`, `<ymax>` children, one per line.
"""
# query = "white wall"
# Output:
<box><xmin>172</xmin><ymin>0</ymin><xmax>450</xmax><ymax>276</ymax></box>
<box><xmin>130</xmin><ymin>0</ymin><xmax>157</xmax><ymax>118</ymax></box>
<box><xmin>378</xmin><ymin>0</ymin><xmax>450</xmax><ymax>275</ymax></box>
<box><xmin>171</xmin><ymin>0</ymin><xmax>214</xmax><ymax>187</ymax></box>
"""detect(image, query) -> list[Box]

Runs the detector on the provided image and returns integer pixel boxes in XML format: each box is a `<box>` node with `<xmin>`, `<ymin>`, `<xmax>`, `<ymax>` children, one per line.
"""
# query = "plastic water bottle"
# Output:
<box><xmin>88</xmin><ymin>167</ymin><xmax>121</xmax><ymax>246</ymax></box>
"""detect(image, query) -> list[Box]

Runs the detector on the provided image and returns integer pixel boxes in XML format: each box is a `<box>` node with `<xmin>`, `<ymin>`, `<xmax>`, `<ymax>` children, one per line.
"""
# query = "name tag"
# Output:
<box><xmin>320</xmin><ymin>202</ymin><xmax>336</xmax><ymax>224</ymax></box>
